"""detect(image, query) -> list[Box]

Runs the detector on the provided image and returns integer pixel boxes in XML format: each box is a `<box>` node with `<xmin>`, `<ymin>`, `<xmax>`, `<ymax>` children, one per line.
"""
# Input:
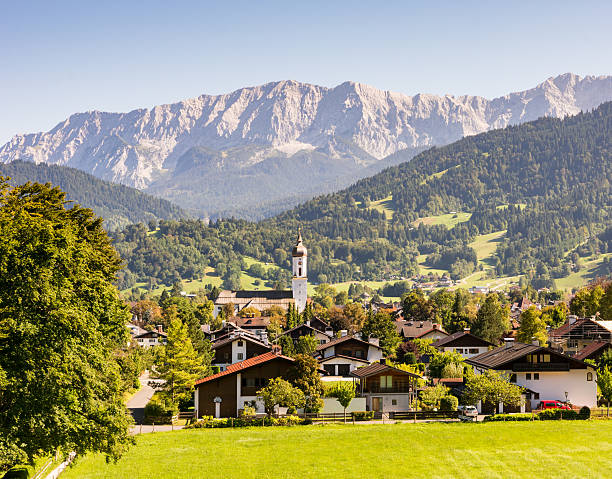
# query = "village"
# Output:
<box><xmin>127</xmin><ymin>232</ymin><xmax>611</xmax><ymax>425</ymax></box>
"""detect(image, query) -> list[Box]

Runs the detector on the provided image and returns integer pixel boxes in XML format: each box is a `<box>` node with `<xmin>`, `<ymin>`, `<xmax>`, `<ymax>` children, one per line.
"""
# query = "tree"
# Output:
<box><xmin>286</xmin><ymin>355</ymin><xmax>324</xmax><ymax>413</ymax></box>
<box><xmin>428</xmin><ymin>351</ymin><xmax>465</xmax><ymax>379</ymax></box>
<box><xmin>361</xmin><ymin>310</ymin><xmax>401</xmax><ymax>357</ymax></box>
<box><xmin>516</xmin><ymin>306</ymin><xmax>547</xmax><ymax>345</ymax></box>
<box><xmin>570</xmin><ymin>285</ymin><xmax>604</xmax><ymax>317</ymax></box>
<box><xmin>0</xmin><ymin>180</ymin><xmax>132</xmax><ymax>472</ymax></box>
<box><xmin>327</xmin><ymin>382</ymin><xmax>356</xmax><ymax>422</ymax></box>
<box><xmin>420</xmin><ymin>384</ymin><xmax>450</xmax><ymax>409</ymax></box>
<box><xmin>402</xmin><ymin>289</ymin><xmax>435</xmax><ymax>323</ymax></box>
<box><xmin>463</xmin><ymin>370</ymin><xmax>523</xmax><ymax>413</ymax></box>
<box><xmin>294</xmin><ymin>334</ymin><xmax>319</xmax><ymax>356</ymax></box>
<box><xmin>343</xmin><ymin>302</ymin><xmax>367</xmax><ymax>331</ymax></box>
<box><xmin>154</xmin><ymin>318</ymin><xmax>209</xmax><ymax>407</ymax></box>
<box><xmin>257</xmin><ymin>378</ymin><xmax>305</xmax><ymax>416</ymax></box>
<box><xmin>597</xmin><ymin>366</ymin><xmax>612</xmax><ymax>416</ymax></box>
<box><xmin>238</xmin><ymin>306</ymin><xmax>261</xmax><ymax>318</ymax></box>
<box><xmin>131</xmin><ymin>299</ymin><xmax>163</xmax><ymax>326</ymax></box>
<box><xmin>471</xmin><ymin>294</ymin><xmax>509</xmax><ymax>344</ymax></box>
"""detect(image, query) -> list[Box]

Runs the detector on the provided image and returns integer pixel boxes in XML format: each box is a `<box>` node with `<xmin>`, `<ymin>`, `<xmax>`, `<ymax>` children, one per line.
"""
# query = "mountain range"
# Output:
<box><xmin>2</xmin><ymin>73</ymin><xmax>612</xmax><ymax>219</ymax></box>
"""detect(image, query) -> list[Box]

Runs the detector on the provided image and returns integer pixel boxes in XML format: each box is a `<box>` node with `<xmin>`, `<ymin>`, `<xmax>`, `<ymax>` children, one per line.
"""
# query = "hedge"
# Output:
<box><xmin>186</xmin><ymin>415</ymin><xmax>310</xmax><ymax>428</ymax></box>
<box><xmin>440</xmin><ymin>396</ymin><xmax>458</xmax><ymax>411</ymax></box>
<box><xmin>352</xmin><ymin>411</ymin><xmax>374</xmax><ymax>421</ymax></box>
<box><xmin>485</xmin><ymin>407</ymin><xmax>591</xmax><ymax>422</ymax></box>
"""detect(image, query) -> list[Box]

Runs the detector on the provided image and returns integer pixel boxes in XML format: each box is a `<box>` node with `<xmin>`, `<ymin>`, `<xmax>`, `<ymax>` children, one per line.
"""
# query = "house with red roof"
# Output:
<box><xmin>394</xmin><ymin>320</ymin><xmax>448</xmax><ymax>342</ymax></box>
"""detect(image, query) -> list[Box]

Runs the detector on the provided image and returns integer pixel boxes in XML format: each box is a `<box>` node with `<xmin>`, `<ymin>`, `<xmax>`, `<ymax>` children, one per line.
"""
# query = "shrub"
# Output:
<box><xmin>186</xmin><ymin>415</ymin><xmax>306</xmax><ymax>429</ymax></box>
<box><xmin>579</xmin><ymin>406</ymin><xmax>591</xmax><ymax>420</ymax></box>
<box><xmin>484</xmin><ymin>413</ymin><xmax>534</xmax><ymax>422</ymax></box>
<box><xmin>352</xmin><ymin>411</ymin><xmax>374</xmax><ymax>421</ymax></box>
<box><xmin>537</xmin><ymin>409</ymin><xmax>579</xmax><ymax>420</ymax></box>
<box><xmin>143</xmin><ymin>392</ymin><xmax>178</xmax><ymax>424</ymax></box>
<box><xmin>440</xmin><ymin>396</ymin><xmax>459</xmax><ymax>411</ymax></box>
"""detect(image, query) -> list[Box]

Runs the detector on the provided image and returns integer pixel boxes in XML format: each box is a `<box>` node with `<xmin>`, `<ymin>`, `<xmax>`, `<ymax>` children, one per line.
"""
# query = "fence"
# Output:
<box><xmin>301</xmin><ymin>410</ymin><xmax>459</xmax><ymax>423</ymax></box>
<box><xmin>591</xmin><ymin>408</ymin><xmax>611</xmax><ymax>418</ymax></box>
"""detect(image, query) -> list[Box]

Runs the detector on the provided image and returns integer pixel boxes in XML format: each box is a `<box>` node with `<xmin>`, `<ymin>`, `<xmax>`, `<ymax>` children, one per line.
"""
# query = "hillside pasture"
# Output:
<box><xmin>412</xmin><ymin>211</ymin><xmax>472</xmax><ymax>229</ymax></box>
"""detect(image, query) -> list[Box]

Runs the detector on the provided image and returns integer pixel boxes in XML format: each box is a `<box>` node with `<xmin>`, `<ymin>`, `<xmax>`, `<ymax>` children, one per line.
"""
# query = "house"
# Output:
<box><xmin>395</xmin><ymin>320</ymin><xmax>448</xmax><ymax>342</ymax></box>
<box><xmin>315</xmin><ymin>334</ymin><xmax>384</xmax><ymax>378</ymax></box>
<box><xmin>469</xmin><ymin>286</ymin><xmax>489</xmax><ymax>294</ymax></box>
<box><xmin>466</xmin><ymin>339</ymin><xmax>597</xmax><ymax>411</ymax></box>
<box><xmin>194</xmin><ymin>351</ymin><xmax>296</xmax><ymax>418</ymax></box>
<box><xmin>351</xmin><ymin>361</ymin><xmax>421</xmax><ymax>412</ymax></box>
<box><xmin>232</xmin><ymin>316</ymin><xmax>270</xmax><ymax>335</ymax></box>
<box><xmin>213</xmin><ymin>231</ymin><xmax>309</xmax><ymax>316</ymax></box>
<box><xmin>211</xmin><ymin>331</ymin><xmax>272</xmax><ymax>371</ymax></box>
<box><xmin>280</xmin><ymin>321</ymin><xmax>333</xmax><ymax>345</ymax></box>
<box><xmin>431</xmin><ymin>330</ymin><xmax>495</xmax><ymax>359</ymax></box>
<box><xmin>133</xmin><ymin>327</ymin><xmax>167</xmax><ymax>347</ymax></box>
<box><xmin>573</xmin><ymin>341</ymin><xmax>612</xmax><ymax>363</ymax></box>
<box><xmin>549</xmin><ymin>317</ymin><xmax>612</xmax><ymax>356</ymax></box>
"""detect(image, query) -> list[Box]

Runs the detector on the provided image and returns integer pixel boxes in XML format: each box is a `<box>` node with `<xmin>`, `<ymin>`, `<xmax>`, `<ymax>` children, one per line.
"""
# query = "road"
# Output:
<box><xmin>127</xmin><ymin>371</ymin><xmax>163</xmax><ymax>425</ymax></box>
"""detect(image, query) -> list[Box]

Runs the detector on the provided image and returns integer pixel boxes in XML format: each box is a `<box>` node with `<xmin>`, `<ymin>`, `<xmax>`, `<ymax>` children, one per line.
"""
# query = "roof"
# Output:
<box><xmin>432</xmin><ymin>331</ymin><xmax>495</xmax><ymax>349</ymax></box>
<box><xmin>281</xmin><ymin>322</ymin><xmax>329</xmax><ymax>337</ymax></box>
<box><xmin>574</xmin><ymin>341</ymin><xmax>611</xmax><ymax>360</ymax></box>
<box><xmin>350</xmin><ymin>362</ymin><xmax>421</xmax><ymax>379</ymax></box>
<box><xmin>466</xmin><ymin>342</ymin><xmax>590</xmax><ymax>370</ymax></box>
<box><xmin>212</xmin><ymin>332</ymin><xmax>271</xmax><ymax>350</ymax></box>
<box><xmin>292</xmin><ymin>230</ymin><xmax>307</xmax><ymax>257</ymax></box>
<box><xmin>318</xmin><ymin>354</ymin><xmax>370</xmax><ymax>364</ymax></box>
<box><xmin>214</xmin><ymin>290</ymin><xmax>294</xmax><ymax>307</ymax></box>
<box><xmin>232</xmin><ymin>316</ymin><xmax>270</xmax><ymax>328</ymax></box>
<box><xmin>195</xmin><ymin>351</ymin><xmax>294</xmax><ymax>386</ymax></box>
<box><xmin>550</xmin><ymin>318</ymin><xmax>612</xmax><ymax>339</ymax></box>
<box><xmin>394</xmin><ymin>320</ymin><xmax>448</xmax><ymax>339</ymax></box>
<box><xmin>315</xmin><ymin>334</ymin><xmax>382</xmax><ymax>352</ymax></box>
<box><xmin>134</xmin><ymin>330</ymin><xmax>167</xmax><ymax>338</ymax></box>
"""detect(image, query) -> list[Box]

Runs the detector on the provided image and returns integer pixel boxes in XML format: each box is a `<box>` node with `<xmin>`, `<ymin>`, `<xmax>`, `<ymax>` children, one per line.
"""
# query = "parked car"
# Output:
<box><xmin>459</xmin><ymin>405</ymin><xmax>478</xmax><ymax>421</ymax></box>
<box><xmin>537</xmin><ymin>400</ymin><xmax>571</xmax><ymax>410</ymax></box>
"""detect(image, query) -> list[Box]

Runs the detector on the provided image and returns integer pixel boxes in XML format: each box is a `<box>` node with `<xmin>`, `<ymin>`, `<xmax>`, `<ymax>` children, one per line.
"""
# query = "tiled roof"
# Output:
<box><xmin>195</xmin><ymin>351</ymin><xmax>294</xmax><ymax>385</ymax></box>
<box><xmin>466</xmin><ymin>342</ymin><xmax>589</xmax><ymax>370</ymax></box>
<box><xmin>232</xmin><ymin>316</ymin><xmax>271</xmax><ymax>328</ymax></box>
<box><xmin>574</xmin><ymin>341</ymin><xmax>611</xmax><ymax>360</ymax></box>
<box><xmin>212</xmin><ymin>332</ymin><xmax>271</xmax><ymax>350</ymax></box>
<box><xmin>432</xmin><ymin>331</ymin><xmax>495</xmax><ymax>348</ymax></box>
<box><xmin>394</xmin><ymin>320</ymin><xmax>448</xmax><ymax>339</ymax></box>
<box><xmin>315</xmin><ymin>334</ymin><xmax>381</xmax><ymax>352</ymax></box>
<box><xmin>318</xmin><ymin>354</ymin><xmax>370</xmax><ymax>364</ymax></box>
<box><xmin>215</xmin><ymin>290</ymin><xmax>294</xmax><ymax>306</ymax></box>
<box><xmin>350</xmin><ymin>362</ymin><xmax>421</xmax><ymax>379</ymax></box>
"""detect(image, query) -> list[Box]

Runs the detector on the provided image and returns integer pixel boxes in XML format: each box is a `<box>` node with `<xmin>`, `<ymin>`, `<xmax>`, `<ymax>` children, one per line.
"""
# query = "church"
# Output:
<box><xmin>213</xmin><ymin>230</ymin><xmax>308</xmax><ymax>317</ymax></box>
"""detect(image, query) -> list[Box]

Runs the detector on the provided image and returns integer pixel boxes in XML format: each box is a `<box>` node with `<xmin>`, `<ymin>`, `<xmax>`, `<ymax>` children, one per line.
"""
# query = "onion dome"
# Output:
<box><xmin>292</xmin><ymin>228</ymin><xmax>307</xmax><ymax>257</ymax></box>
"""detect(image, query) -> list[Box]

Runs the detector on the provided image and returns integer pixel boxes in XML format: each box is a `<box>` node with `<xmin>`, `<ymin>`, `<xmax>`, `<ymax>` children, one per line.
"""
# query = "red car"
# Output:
<box><xmin>537</xmin><ymin>400</ymin><xmax>572</xmax><ymax>410</ymax></box>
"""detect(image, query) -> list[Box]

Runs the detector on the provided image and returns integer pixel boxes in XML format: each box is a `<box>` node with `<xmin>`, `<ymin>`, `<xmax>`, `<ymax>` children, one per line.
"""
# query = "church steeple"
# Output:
<box><xmin>291</xmin><ymin>228</ymin><xmax>307</xmax><ymax>313</ymax></box>
<box><xmin>292</xmin><ymin>227</ymin><xmax>307</xmax><ymax>257</ymax></box>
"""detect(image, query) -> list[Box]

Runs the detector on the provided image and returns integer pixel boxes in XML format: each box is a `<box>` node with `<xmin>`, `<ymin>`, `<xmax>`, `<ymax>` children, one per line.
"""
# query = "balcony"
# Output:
<box><xmin>512</xmin><ymin>362</ymin><xmax>570</xmax><ymax>372</ymax></box>
<box><xmin>363</xmin><ymin>385</ymin><xmax>413</xmax><ymax>394</ymax></box>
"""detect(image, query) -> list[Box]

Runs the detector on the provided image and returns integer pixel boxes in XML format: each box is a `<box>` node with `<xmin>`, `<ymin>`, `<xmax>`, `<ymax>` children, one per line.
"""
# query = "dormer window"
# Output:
<box><xmin>237</xmin><ymin>341</ymin><xmax>244</xmax><ymax>347</ymax></box>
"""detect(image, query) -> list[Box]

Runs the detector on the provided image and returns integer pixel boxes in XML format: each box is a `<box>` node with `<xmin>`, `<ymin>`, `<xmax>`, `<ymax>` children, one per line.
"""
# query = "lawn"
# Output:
<box><xmin>413</xmin><ymin>211</ymin><xmax>472</xmax><ymax>229</ymax></box>
<box><xmin>356</xmin><ymin>194</ymin><xmax>395</xmax><ymax>221</ymax></box>
<box><xmin>63</xmin><ymin>421</ymin><xmax>612</xmax><ymax>479</ymax></box>
<box><xmin>555</xmin><ymin>253</ymin><xmax>612</xmax><ymax>292</ymax></box>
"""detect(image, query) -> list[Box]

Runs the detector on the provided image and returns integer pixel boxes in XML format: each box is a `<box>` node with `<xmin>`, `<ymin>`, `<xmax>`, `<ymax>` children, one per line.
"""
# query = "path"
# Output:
<box><xmin>127</xmin><ymin>371</ymin><xmax>163</xmax><ymax>425</ymax></box>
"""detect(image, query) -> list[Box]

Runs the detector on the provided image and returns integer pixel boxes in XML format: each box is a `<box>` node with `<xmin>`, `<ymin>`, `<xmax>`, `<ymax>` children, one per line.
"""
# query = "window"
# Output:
<box><xmin>237</xmin><ymin>353</ymin><xmax>244</xmax><ymax>360</ymax></box>
<box><xmin>380</xmin><ymin>376</ymin><xmax>393</xmax><ymax>388</ymax></box>
<box><xmin>526</xmin><ymin>373</ymin><xmax>532</xmax><ymax>380</ymax></box>
<box><xmin>510</xmin><ymin>374</ymin><xmax>517</xmax><ymax>383</ymax></box>
<box><xmin>568</xmin><ymin>339</ymin><xmax>578</xmax><ymax>348</ymax></box>
<box><xmin>355</xmin><ymin>350</ymin><xmax>364</xmax><ymax>358</ymax></box>
<box><xmin>542</xmin><ymin>354</ymin><xmax>550</xmax><ymax>363</ymax></box>
<box><xmin>323</xmin><ymin>364</ymin><xmax>336</xmax><ymax>375</ymax></box>
<box><xmin>392</xmin><ymin>399</ymin><xmax>397</xmax><ymax>406</ymax></box>
<box><xmin>242</xmin><ymin>378</ymin><xmax>265</xmax><ymax>388</ymax></box>
<box><xmin>469</xmin><ymin>348</ymin><xmax>479</xmax><ymax>354</ymax></box>
<box><xmin>337</xmin><ymin>364</ymin><xmax>350</xmax><ymax>377</ymax></box>
<box><xmin>534</xmin><ymin>393</ymin><xmax>540</xmax><ymax>400</ymax></box>
<box><xmin>319</xmin><ymin>340</ymin><xmax>327</xmax><ymax>345</ymax></box>
<box><xmin>298</xmin><ymin>267</ymin><xmax>302</xmax><ymax>276</ymax></box>
<box><xmin>224</xmin><ymin>352</ymin><xmax>230</xmax><ymax>361</ymax></box>
<box><xmin>455</xmin><ymin>348</ymin><xmax>463</xmax><ymax>354</ymax></box>
<box><xmin>587</xmin><ymin>372</ymin><xmax>593</xmax><ymax>381</ymax></box>
<box><xmin>237</xmin><ymin>341</ymin><xmax>244</xmax><ymax>347</ymax></box>
<box><xmin>534</xmin><ymin>373</ymin><xmax>539</xmax><ymax>380</ymax></box>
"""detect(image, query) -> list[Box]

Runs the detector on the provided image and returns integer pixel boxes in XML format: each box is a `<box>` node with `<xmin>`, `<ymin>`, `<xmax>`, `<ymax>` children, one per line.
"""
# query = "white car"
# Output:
<box><xmin>459</xmin><ymin>405</ymin><xmax>478</xmax><ymax>420</ymax></box>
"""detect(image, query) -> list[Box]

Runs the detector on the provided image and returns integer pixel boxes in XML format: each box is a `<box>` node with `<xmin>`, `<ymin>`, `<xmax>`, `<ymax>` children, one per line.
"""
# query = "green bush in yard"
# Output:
<box><xmin>186</xmin><ymin>415</ymin><xmax>307</xmax><ymax>428</ymax></box>
<box><xmin>578</xmin><ymin>406</ymin><xmax>591</xmax><ymax>419</ymax></box>
<box><xmin>484</xmin><ymin>413</ymin><xmax>534</xmax><ymax>422</ymax></box>
<box><xmin>440</xmin><ymin>396</ymin><xmax>458</xmax><ymax>411</ymax></box>
<box><xmin>537</xmin><ymin>409</ymin><xmax>579</xmax><ymax>420</ymax></box>
<box><xmin>352</xmin><ymin>411</ymin><xmax>374</xmax><ymax>421</ymax></box>
<box><xmin>143</xmin><ymin>393</ymin><xmax>178</xmax><ymax>424</ymax></box>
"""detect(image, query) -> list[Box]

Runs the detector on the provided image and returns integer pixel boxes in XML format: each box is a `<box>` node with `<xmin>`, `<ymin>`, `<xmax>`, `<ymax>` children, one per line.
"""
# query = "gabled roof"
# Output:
<box><xmin>432</xmin><ymin>331</ymin><xmax>495</xmax><ymax>349</ymax></box>
<box><xmin>232</xmin><ymin>316</ymin><xmax>270</xmax><ymax>328</ymax></box>
<box><xmin>318</xmin><ymin>354</ymin><xmax>370</xmax><ymax>364</ymax></box>
<box><xmin>281</xmin><ymin>322</ymin><xmax>329</xmax><ymax>337</ymax></box>
<box><xmin>350</xmin><ymin>362</ymin><xmax>421</xmax><ymax>379</ymax></box>
<box><xmin>134</xmin><ymin>330</ymin><xmax>167</xmax><ymax>338</ymax></box>
<box><xmin>466</xmin><ymin>342</ymin><xmax>590</xmax><ymax>370</ymax></box>
<box><xmin>315</xmin><ymin>334</ymin><xmax>382</xmax><ymax>352</ymax></box>
<box><xmin>212</xmin><ymin>332</ymin><xmax>271</xmax><ymax>350</ymax></box>
<box><xmin>215</xmin><ymin>290</ymin><xmax>294</xmax><ymax>306</ymax></box>
<box><xmin>574</xmin><ymin>341</ymin><xmax>612</xmax><ymax>360</ymax></box>
<box><xmin>394</xmin><ymin>320</ymin><xmax>448</xmax><ymax>339</ymax></box>
<box><xmin>195</xmin><ymin>351</ymin><xmax>294</xmax><ymax>386</ymax></box>
<box><xmin>550</xmin><ymin>318</ymin><xmax>612</xmax><ymax>339</ymax></box>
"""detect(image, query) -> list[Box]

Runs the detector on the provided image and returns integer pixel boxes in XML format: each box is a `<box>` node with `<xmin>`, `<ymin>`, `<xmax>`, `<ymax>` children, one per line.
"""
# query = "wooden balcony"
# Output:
<box><xmin>512</xmin><ymin>362</ymin><xmax>570</xmax><ymax>372</ymax></box>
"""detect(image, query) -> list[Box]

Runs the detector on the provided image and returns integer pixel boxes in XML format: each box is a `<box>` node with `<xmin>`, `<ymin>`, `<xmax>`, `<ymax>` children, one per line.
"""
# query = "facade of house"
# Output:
<box><xmin>194</xmin><ymin>351</ymin><xmax>296</xmax><ymax>418</ymax></box>
<box><xmin>211</xmin><ymin>332</ymin><xmax>272</xmax><ymax>371</ymax></box>
<box><xmin>549</xmin><ymin>317</ymin><xmax>612</xmax><ymax>356</ymax></box>
<box><xmin>133</xmin><ymin>328</ymin><xmax>167</xmax><ymax>347</ymax></box>
<box><xmin>432</xmin><ymin>330</ymin><xmax>494</xmax><ymax>359</ymax></box>
<box><xmin>466</xmin><ymin>340</ymin><xmax>597</xmax><ymax>411</ymax></box>
<box><xmin>573</xmin><ymin>341</ymin><xmax>612</xmax><ymax>362</ymax></box>
<box><xmin>351</xmin><ymin>362</ymin><xmax>421</xmax><ymax>412</ymax></box>
<box><xmin>213</xmin><ymin>231</ymin><xmax>309</xmax><ymax>316</ymax></box>
<box><xmin>315</xmin><ymin>334</ymin><xmax>384</xmax><ymax>378</ymax></box>
<box><xmin>281</xmin><ymin>322</ymin><xmax>333</xmax><ymax>345</ymax></box>
<box><xmin>395</xmin><ymin>320</ymin><xmax>448</xmax><ymax>341</ymax></box>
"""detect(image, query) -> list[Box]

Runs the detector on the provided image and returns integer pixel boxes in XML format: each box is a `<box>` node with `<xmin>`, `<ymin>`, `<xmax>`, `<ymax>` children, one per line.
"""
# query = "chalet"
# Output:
<box><xmin>280</xmin><ymin>321</ymin><xmax>333</xmax><ymax>345</ymax></box>
<box><xmin>549</xmin><ymin>317</ymin><xmax>612</xmax><ymax>356</ymax></box>
<box><xmin>194</xmin><ymin>351</ymin><xmax>296</xmax><ymax>418</ymax></box>
<box><xmin>134</xmin><ymin>326</ymin><xmax>167</xmax><ymax>347</ymax></box>
<box><xmin>394</xmin><ymin>320</ymin><xmax>448</xmax><ymax>342</ymax></box>
<box><xmin>573</xmin><ymin>341</ymin><xmax>612</xmax><ymax>363</ymax></box>
<box><xmin>232</xmin><ymin>316</ymin><xmax>270</xmax><ymax>335</ymax></box>
<box><xmin>466</xmin><ymin>339</ymin><xmax>597</xmax><ymax>411</ymax></box>
<box><xmin>431</xmin><ymin>330</ymin><xmax>495</xmax><ymax>359</ymax></box>
<box><xmin>351</xmin><ymin>361</ymin><xmax>421</xmax><ymax>412</ymax></box>
<box><xmin>211</xmin><ymin>331</ymin><xmax>272</xmax><ymax>371</ymax></box>
<box><xmin>315</xmin><ymin>334</ymin><xmax>384</xmax><ymax>378</ymax></box>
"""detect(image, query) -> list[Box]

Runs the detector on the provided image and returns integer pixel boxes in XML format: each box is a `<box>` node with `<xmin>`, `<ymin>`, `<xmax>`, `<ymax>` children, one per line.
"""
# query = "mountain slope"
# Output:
<box><xmin>2</xmin><ymin>73</ymin><xmax>612</xmax><ymax>218</ymax></box>
<box><xmin>112</xmin><ymin>102</ymin><xmax>611</xmax><ymax>291</ymax></box>
<box><xmin>0</xmin><ymin>161</ymin><xmax>187</xmax><ymax>230</ymax></box>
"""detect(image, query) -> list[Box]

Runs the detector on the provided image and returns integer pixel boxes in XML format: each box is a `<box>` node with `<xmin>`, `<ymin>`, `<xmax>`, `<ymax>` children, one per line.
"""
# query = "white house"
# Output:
<box><xmin>431</xmin><ymin>330</ymin><xmax>495</xmax><ymax>359</ymax></box>
<box><xmin>315</xmin><ymin>334</ymin><xmax>384</xmax><ymax>379</ymax></box>
<box><xmin>466</xmin><ymin>340</ymin><xmax>597</xmax><ymax>411</ymax></box>
<box><xmin>133</xmin><ymin>327</ymin><xmax>167</xmax><ymax>348</ymax></box>
<box><xmin>211</xmin><ymin>331</ymin><xmax>272</xmax><ymax>371</ymax></box>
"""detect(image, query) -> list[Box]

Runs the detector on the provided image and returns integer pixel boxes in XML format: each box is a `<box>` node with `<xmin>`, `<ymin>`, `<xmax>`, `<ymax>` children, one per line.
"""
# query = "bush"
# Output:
<box><xmin>186</xmin><ymin>415</ymin><xmax>306</xmax><ymax>429</ymax></box>
<box><xmin>485</xmin><ymin>413</ymin><xmax>534</xmax><ymax>422</ymax></box>
<box><xmin>143</xmin><ymin>392</ymin><xmax>178</xmax><ymax>424</ymax></box>
<box><xmin>352</xmin><ymin>411</ymin><xmax>374</xmax><ymax>421</ymax></box>
<box><xmin>579</xmin><ymin>406</ymin><xmax>591</xmax><ymax>420</ymax></box>
<box><xmin>537</xmin><ymin>409</ymin><xmax>579</xmax><ymax>421</ymax></box>
<box><xmin>440</xmin><ymin>396</ymin><xmax>458</xmax><ymax>411</ymax></box>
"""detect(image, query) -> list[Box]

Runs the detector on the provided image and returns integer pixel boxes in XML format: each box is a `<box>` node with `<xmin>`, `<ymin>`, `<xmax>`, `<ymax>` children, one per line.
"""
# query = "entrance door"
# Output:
<box><xmin>372</xmin><ymin>397</ymin><xmax>383</xmax><ymax>412</ymax></box>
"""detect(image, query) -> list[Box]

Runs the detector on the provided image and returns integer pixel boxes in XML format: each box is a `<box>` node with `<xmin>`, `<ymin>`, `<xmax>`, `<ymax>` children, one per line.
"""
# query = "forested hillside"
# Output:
<box><xmin>0</xmin><ymin>161</ymin><xmax>187</xmax><ymax>230</ymax></box>
<box><xmin>113</xmin><ymin>102</ymin><xmax>612</xmax><ymax>291</ymax></box>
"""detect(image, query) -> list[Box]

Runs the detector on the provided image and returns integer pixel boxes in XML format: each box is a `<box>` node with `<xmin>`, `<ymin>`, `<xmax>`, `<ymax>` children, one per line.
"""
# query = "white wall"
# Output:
<box><xmin>231</xmin><ymin>339</ymin><xmax>247</xmax><ymax>364</ymax></box>
<box><xmin>365</xmin><ymin>394</ymin><xmax>413</xmax><ymax>412</ymax></box>
<box><xmin>442</xmin><ymin>346</ymin><xmax>489</xmax><ymax>359</ymax></box>
<box><xmin>367</xmin><ymin>346</ymin><xmax>384</xmax><ymax>362</ymax></box>
<box><xmin>321</xmin><ymin>397</ymin><xmax>367</xmax><ymax>413</ymax></box>
<box><xmin>512</xmin><ymin>368</ymin><xmax>597</xmax><ymax>408</ymax></box>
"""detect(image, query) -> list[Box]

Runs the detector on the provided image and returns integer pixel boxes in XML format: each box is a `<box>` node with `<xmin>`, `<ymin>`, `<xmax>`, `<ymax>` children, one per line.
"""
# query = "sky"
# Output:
<box><xmin>1</xmin><ymin>0</ymin><xmax>611</xmax><ymax>144</ymax></box>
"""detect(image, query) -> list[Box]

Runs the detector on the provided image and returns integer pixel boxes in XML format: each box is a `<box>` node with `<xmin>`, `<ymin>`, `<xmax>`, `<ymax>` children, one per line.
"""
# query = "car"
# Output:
<box><xmin>537</xmin><ymin>400</ymin><xmax>572</xmax><ymax>410</ymax></box>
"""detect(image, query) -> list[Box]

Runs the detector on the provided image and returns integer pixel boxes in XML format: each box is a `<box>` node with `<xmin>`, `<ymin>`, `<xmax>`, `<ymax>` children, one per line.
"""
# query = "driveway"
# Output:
<box><xmin>127</xmin><ymin>370</ymin><xmax>163</xmax><ymax>425</ymax></box>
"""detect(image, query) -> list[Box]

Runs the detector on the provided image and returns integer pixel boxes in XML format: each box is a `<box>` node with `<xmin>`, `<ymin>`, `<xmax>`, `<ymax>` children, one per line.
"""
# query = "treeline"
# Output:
<box><xmin>0</xmin><ymin>160</ymin><xmax>187</xmax><ymax>230</ymax></box>
<box><xmin>112</xmin><ymin>102</ymin><xmax>612</xmax><ymax>290</ymax></box>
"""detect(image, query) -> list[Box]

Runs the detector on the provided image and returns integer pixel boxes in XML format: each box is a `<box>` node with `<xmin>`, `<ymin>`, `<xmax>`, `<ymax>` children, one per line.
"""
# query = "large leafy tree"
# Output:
<box><xmin>286</xmin><ymin>355</ymin><xmax>324</xmax><ymax>412</ymax></box>
<box><xmin>516</xmin><ymin>306</ymin><xmax>547</xmax><ymax>345</ymax></box>
<box><xmin>0</xmin><ymin>180</ymin><xmax>132</xmax><ymax>472</ymax></box>
<box><xmin>471</xmin><ymin>294</ymin><xmax>509</xmax><ymax>344</ymax></box>
<box><xmin>463</xmin><ymin>370</ymin><xmax>523</xmax><ymax>413</ymax></box>
<box><xmin>361</xmin><ymin>310</ymin><xmax>401</xmax><ymax>357</ymax></box>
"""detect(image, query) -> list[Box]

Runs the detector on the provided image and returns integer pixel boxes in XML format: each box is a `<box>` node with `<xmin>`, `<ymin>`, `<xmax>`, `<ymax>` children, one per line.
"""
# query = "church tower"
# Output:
<box><xmin>291</xmin><ymin>228</ymin><xmax>308</xmax><ymax>313</ymax></box>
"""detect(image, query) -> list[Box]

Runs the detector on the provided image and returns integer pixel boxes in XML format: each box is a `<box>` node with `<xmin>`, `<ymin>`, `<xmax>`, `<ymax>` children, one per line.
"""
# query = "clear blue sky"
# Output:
<box><xmin>1</xmin><ymin>0</ymin><xmax>611</xmax><ymax>144</ymax></box>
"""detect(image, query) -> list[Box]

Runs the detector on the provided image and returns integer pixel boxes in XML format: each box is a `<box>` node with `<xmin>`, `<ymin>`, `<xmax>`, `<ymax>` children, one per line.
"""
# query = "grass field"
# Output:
<box><xmin>555</xmin><ymin>253</ymin><xmax>612</xmax><ymax>291</ymax></box>
<box><xmin>413</xmin><ymin>212</ymin><xmax>472</xmax><ymax>229</ymax></box>
<box><xmin>63</xmin><ymin>422</ymin><xmax>612</xmax><ymax>479</ymax></box>
<box><xmin>356</xmin><ymin>194</ymin><xmax>395</xmax><ymax>221</ymax></box>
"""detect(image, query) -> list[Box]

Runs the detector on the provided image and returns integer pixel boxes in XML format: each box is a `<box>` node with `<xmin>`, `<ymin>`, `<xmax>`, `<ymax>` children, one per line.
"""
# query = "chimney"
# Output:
<box><xmin>380</xmin><ymin>358</ymin><xmax>386</xmax><ymax>365</ymax></box>
<box><xmin>532</xmin><ymin>337</ymin><xmax>540</xmax><ymax>346</ymax></box>
<box><xmin>222</xmin><ymin>320</ymin><xmax>226</xmax><ymax>327</ymax></box>
<box><xmin>306</xmin><ymin>320</ymin><xmax>311</xmax><ymax>327</ymax></box>
<box><xmin>368</xmin><ymin>336</ymin><xmax>380</xmax><ymax>347</ymax></box>
<box><xmin>340</xmin><ymin>329</ymin><xmax>348</xmax><ymax>337</ymax></box>
<box><xmin>156</xmin><ymin>324</ymin><xmax>163</xmax><ymax>333</ymax></box>
<box><xmin>463</xmin><ymin>328</ymin><xmax>470</xmax><ymax>333</ymax></box>
<box><xmin>260</xmin><ymin>331</ymin><xmax>268</xmax><ymax>345</ymax></box>
<box><xmin>325</xmin><ymin>327</ymin><xmax>334</xmax><ymax>337</ymax></box>
<box><xmin>503</xmin><ymin>338</ymin><xmax>515</xmax><ymax>348</ymax></box>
